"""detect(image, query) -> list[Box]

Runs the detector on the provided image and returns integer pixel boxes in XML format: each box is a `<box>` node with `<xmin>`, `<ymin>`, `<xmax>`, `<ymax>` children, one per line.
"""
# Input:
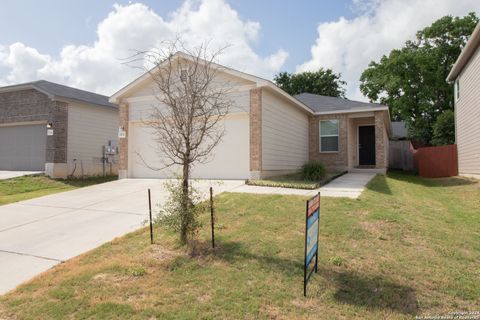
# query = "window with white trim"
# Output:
<box><xmin>319</xmin><ymin>120</ymin><xmax>339</xmax><ymax>152</ymax></box>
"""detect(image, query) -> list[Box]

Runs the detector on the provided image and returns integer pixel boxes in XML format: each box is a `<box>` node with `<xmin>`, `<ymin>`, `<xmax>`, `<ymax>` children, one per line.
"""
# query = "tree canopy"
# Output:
<box><xmin>360</xmin><ymin>12</ymin><xmax>479</xmax><ymax>144</ymax></box>
<box><xmin>274</xmin><ymin>69</ymin><xmax>347</xmax><ymax>97</ymax></box>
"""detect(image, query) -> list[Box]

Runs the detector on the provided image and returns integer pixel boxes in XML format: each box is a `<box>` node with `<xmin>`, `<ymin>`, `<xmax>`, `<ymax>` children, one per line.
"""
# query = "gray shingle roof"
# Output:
<box><xmin>294</xmin><ymin>92</ymin><xmax>386</xmax><ymax>113</ymax></box>
<box><xmin>0</xmin><ymin>80</ymin><xmax>117</xmax><ymax>108</ymax></box>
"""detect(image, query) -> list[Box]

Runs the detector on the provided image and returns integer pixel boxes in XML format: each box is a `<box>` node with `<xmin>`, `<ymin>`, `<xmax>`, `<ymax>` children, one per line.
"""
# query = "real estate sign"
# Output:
<box><xmin>304</xmin><ymin>193</ymin><xmax>320</xmax><ymax>296</ymax></box>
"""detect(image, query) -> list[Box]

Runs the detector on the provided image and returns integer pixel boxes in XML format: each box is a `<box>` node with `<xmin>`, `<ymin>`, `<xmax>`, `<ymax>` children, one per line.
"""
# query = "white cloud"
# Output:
<box><xmin>0</xmin><ymin>0</ymin><xmax>288</xmax><ymax>95</ymax></box>
<box><xmin>297</xmin><ymin>0</ymin><xmax>480</xmax><ymax>101</ymax></box>
<box><xmin>1</xmin><ymin>43</ymin><xmax>53</xmax><ymax>83</ymax></box>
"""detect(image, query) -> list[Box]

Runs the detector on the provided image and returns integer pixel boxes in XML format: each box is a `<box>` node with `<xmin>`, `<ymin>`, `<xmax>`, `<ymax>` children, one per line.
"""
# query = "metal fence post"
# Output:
<box><xmin>210</xmin><ymin>187</ymin><xmax>215</xmax><ymax>249</ymax></box>
<box><xmin>148</xmin><ymin>188</ymin><xmax>153</xmax><ymax>244</ymax></box>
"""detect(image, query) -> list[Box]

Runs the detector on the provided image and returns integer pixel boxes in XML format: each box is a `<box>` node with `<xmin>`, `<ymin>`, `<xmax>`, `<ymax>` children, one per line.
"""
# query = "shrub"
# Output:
<box><xmin>301</xmin><ymin>161</ymin><xmax>326</xmax><ymax>181</ymax></box>
<box><xmin>155</xmin><ymin>179</ymin><xmax>205</xmax><ymax>245</ymax></box>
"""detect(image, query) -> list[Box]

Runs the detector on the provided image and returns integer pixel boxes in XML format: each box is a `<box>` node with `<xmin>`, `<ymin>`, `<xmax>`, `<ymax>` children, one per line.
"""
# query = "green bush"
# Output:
<box><xmin>301</xmin><ymin>161</ymin><xmax>326</xmax><ymax>181</ymax></box>
<box><xmin>155</xmin><ymin>179</ymin><xmax>205</xmax><ymax>245</ymax></box>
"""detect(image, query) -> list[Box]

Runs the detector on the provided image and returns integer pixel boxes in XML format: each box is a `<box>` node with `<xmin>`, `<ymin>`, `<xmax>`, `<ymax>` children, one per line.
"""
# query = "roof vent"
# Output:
<box><xmin>180</xmin><ymin>69</ymin><xmax>188</xmax><ymax>82</ymax></box>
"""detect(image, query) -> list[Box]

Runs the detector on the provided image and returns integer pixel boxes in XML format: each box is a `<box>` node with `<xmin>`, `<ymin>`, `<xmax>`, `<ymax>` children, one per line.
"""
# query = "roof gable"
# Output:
<box><xmin>0</xmin><ymin>80</ymin><xmax>116</xmax><ymax>108</ymax></box>
<box><xmin>109</xmin><ymin>51</ymin><xmax>266</xmax><ymax>103</ymax></box>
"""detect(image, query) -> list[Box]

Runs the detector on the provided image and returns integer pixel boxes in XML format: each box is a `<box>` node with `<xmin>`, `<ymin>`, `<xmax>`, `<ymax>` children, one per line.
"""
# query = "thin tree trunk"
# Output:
<box><xmin>180</xmin><ymin>159</ymin><xmax>190</xmax><ymax>244</ymax></box>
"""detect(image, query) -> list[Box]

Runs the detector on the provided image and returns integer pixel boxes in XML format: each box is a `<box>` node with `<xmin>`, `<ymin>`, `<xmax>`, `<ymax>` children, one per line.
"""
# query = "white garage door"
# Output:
<box><xmin>0</xmin><ymin>124</ymin><xmax>46</xmax><ymax>171</ymax></box>
<box><xmin>129</xmin><ymin>114</ymin><xmax>250</xmax><ymax>179</ymax></box>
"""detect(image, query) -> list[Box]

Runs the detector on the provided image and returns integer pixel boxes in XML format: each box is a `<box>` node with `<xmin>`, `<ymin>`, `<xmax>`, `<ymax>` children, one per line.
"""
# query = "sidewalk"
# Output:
<box><xmin>230</xmin><ymin>172</ymin><xmax>377</xmax><ymax>199</ymax></box>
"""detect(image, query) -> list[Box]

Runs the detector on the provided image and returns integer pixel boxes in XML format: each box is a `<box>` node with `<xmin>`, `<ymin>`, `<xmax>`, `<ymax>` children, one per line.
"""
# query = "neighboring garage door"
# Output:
<box><xmin>0</xmin><ymin>124</ymin><xmax>46</xmax><ymax>171</ymax></box>
<box><xmin>128</xmin><ymin>114</ymin><xmax>250</xmax><ymax>179</ymax></box>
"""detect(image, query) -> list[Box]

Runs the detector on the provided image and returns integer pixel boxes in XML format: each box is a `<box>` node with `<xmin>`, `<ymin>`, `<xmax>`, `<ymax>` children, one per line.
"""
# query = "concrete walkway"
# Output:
<box><xmin>230</xmin><ymin>172</ymin><xmax>377</xmax><ymax>199</ymax></box>
<box><xmin>0</xmin><ymin>171</ymin><xmax>43</xmax><ymax>180</ymax></box>
<box><xmin>0</xmin><ymin>179</ymin><xmax>244</xmax><ymax>295</ymax></box>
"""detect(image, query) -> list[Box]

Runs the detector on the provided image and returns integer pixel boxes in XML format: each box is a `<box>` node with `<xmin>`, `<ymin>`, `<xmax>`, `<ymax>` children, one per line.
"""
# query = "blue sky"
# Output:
<box><xmin>0</xmin><ymin>0</ymin><xmax>478</xmax><ymax>99</ymax></box>
<box><xmin>0</xmin><ymin>0</ymin><xmax>354</xmax><ymax>72</ymax></box>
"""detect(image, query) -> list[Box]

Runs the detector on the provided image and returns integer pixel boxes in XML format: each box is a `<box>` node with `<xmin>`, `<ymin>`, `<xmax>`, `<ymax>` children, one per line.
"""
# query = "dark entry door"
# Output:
<box><xmin>358</xmin><ymin>125</ymin><xmax>376</xmax><ymax>166</ymax></box>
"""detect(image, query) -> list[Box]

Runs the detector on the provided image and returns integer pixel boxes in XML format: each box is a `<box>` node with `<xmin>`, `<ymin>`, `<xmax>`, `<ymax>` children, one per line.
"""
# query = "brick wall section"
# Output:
<box><xmin>46</xmin><ymin>101</ymin><xmax>68</xmax><ymax>163</ymax></box>
<box><xmin>374</xmin><ymin>111</ymin><xmax>387</xmax><ymax>168</ymax></box>
<box><xmin>0</xmin><ymin>89</ymin><xmax>51</xmax><ymax>123</ymax></box>
<box><xmin>309</xmin><ymin>114</ymin><xmax>349</xmax><ymax>170</ymax></box>
<box><xmin>0</xmin><ymin>89</ymin><xmax>67</xmax><ymax>164</ymax></box>
<box><xmin>118</xmin><ymin>102</ymin><xmax>129</xmax><ymax>172</ymax></box>
<box><xmin>249</xmin><ymin>88</ymin><xmax>262</xmax><ymax>172</ymax></box>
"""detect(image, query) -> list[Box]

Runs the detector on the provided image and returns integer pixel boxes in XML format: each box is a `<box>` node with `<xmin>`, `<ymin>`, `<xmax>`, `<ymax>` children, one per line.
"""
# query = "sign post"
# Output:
<box><xmin>304</xmin><ymin>192</ymin><xmax>320</xmax><ymax>297</ymax></box>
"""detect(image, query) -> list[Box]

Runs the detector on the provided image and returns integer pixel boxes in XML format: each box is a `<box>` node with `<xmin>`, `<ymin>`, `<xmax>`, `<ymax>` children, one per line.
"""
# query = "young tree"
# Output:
<box><xmin>136</xmin><ymin>44</ymin><xmax>232</xmax><ymax>245</ymax></box>
<box><xmin>360</xmin><ymin>13</ymin><xmax>478</xmax><ymax>144</ymax></box>
<box><xmin>274</xmin><ymin>69</ymin><xmax>347</xmax><ymax>97</ymax></box>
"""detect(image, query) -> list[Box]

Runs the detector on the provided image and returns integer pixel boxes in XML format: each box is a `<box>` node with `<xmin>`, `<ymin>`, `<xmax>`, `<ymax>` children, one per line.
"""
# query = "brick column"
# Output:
<box><xmin>374</xmin><ymin>111</ymin><xmax>387</xmax><ymax>169</ymax></box>
<box><xmin>45</xmin><ymin>101</ymin><xmax>68</xmax><ymax>178</ymax></box>
<box><xmin>118</xmin><ymin>102</ymin><xmax>129</xmax><ymax>179</ymax></box>
<box><xmin>249</xmin><ymin>88</ymin><xmax>262</xmax><ymax>179</ymax></box>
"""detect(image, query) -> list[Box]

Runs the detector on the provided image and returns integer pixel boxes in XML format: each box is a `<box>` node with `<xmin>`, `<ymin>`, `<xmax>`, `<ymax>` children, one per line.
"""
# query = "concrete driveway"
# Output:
<box><xmin>0</xmin><ymin>178</ymin><xmax>244</xmax><ymax>295</ymax></box>
<box><xmin>0</xmin><ymin>171</ymin><xmax>43</xmax><ymax>180</ymax></box>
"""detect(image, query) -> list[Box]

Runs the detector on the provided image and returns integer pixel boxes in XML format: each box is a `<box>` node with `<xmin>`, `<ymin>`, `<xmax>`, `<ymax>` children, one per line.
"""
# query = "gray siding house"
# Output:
<box><xmin>447</xmin><ymin>22</ymin><xmax>480</xmax><ymax>178</ymax></box>
<box><xmin>0</xmin><ymin>80</ymin><xmax>118</xmax><ymax>178</ymax></box>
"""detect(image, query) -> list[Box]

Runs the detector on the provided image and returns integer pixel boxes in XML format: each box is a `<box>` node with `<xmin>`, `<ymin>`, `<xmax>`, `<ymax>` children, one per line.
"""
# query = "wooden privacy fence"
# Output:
<box><xmin>414</xmin><ymin>144</ymin><xmax>458</xmax><ymax>178</ymax></box>
<box><xmin>389</xmin><ymin>140</ymin><xmax>415</xmax><ymax>171</ymax></box>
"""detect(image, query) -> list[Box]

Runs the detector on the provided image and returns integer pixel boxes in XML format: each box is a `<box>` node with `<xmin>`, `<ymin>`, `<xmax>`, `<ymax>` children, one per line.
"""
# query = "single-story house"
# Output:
<box><xmin>110</xmin><ymin>52</ymin><xmax>391</xmax><ymax>180</ymax></box>
<box><xmin>447</xmin><ymin>22</ymin><xmax>480</xmax><ymax>179</ymax></box>
<box><xmin>0</xmin><ymin>80</ymin><xmax>119</xmax><ymax>178</ymax></box>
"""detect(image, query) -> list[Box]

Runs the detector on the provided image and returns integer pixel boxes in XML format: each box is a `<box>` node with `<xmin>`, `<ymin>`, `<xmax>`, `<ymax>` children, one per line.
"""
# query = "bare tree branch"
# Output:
<box><xmin>127</xmin><ymin>40</ymin><xmax>233</xmax><ymax>176</ymax></box>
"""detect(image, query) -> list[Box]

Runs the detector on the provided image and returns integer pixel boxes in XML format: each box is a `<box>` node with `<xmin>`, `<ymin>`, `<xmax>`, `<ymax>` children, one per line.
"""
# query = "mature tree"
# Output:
<box><xmin>274</xmin><ymin>69</ymin><xmax>347</xmax><ymax>97</ymax></box>
<box><xmin>136</xmin><ymin>44</ymin><xmax>232</xmax><ymax>245</ymax></box>
<box><xmin>360</xmin><ymin>12</ymin><xmax>478</xmax><ymax>144</ymax></box>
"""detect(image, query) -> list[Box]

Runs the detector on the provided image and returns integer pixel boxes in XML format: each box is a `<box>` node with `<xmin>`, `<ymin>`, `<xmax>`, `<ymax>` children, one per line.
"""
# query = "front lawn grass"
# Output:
<box><xmin>0</xmin><ymin>175</ymin><xmax>117</xmax><ymax>205</ymax></box>
<box><xmin>246</xmin><ymin>171</ymin><xmax>346</xmax><ymax>189</ymax></box>
<box><xmin>0</xmin><ymin>172</ymin><xmax>479</xmax><ymax>319</ymax></box>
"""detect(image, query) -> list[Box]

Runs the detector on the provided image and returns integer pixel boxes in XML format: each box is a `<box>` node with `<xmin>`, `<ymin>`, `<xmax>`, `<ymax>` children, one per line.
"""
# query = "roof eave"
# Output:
<box><xmin>261</xmin><ymin>83</ymin><xmax>314</xmax><ymax>115</ymax></box>
<box><xmin>0</xmin><ymin>83</ymin><xmax>55</xmax><ymax>99</ymax></box>
<box><xmin>447</xmin><ymin>22</ymin><xmax>480</xmax><ymax>82</ymax></box>
<box><xmin>313</xmin><ymin>106</ymin><xmax>389</xmax><ymax>115</ymax></box>
<box><xmin>54</xmin><ymin>96</ymin><xmax>118</xmax><ymax>109</ymax></box>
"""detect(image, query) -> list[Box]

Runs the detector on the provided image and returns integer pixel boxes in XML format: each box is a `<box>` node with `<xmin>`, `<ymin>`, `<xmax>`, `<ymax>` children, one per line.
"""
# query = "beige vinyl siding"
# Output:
<box><xmin>67</xmin><ymin>102</ymin><xmax>119</xmax><ymax>176</ymax></box>
<box><xmin>128</xmin><ymin>90</ymin><xmax>249</xmax><ymax>122</ymax></box>
<box><xmin>455</xmin><ymin>45</ymin><xmax>480</xmax><ymax>175</ymax></box>
<box><xmin>130</xmin><ymin>69</ymin><xmax>253</xmax><ymax>98</ymax></box>
<box><xmin>261</xmin><ymin>89</ymin><xmax>309</xmax><ymax>171</ymax></box>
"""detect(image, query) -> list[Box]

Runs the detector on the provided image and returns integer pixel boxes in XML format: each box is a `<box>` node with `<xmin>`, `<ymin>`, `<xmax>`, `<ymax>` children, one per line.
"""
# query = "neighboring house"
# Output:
<box><xmin>110</xmin><ymin>52</ymin><xmax>391</xmax><ymax>180</ymax></box>
<box><xmin>447</xmin><ymin>22</ymin><xmax>480</xmax><ymax>178</ymax></box>
<box><xmin>391</xmin><ymin>121</ymin><xmax>408</xmax><ymax>140</ymax></box>
<box><xmin>0</xmin><ymin>80</ymin><xmax>118</xmax><ymax>178</ymax></box>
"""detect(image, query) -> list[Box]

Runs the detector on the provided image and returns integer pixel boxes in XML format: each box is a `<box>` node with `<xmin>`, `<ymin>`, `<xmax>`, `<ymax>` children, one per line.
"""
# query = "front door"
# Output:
<box><xmin>358</xmin><ymin>125</ymin><xmax>376</xmax><ymax>166</ymax></box>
